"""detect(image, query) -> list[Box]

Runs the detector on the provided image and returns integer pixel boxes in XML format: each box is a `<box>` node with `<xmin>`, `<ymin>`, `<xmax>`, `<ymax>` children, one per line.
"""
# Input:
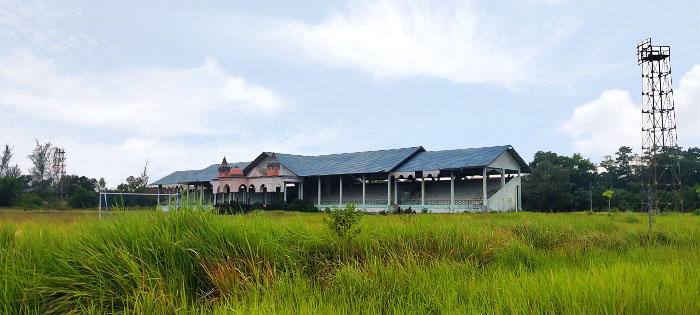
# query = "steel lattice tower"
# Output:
<box><xmin>637</xmin><ymin>38</ymin><xmax>681</xmax><ymax>214</ymax></box>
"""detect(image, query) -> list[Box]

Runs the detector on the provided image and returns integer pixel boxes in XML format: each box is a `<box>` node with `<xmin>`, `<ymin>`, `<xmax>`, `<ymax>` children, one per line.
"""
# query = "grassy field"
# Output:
<box><xmin>1</xmin><ymin>209</ymin><xmax>699</xmax><ymax>314</ymax></box>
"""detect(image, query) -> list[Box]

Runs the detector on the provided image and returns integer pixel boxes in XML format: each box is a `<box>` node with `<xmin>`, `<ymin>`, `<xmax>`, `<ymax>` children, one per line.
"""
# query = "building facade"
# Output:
<box><xmin>152</xmin><ymin>145</ymin><xmax>529</xmax><ymax>212</ymax></box>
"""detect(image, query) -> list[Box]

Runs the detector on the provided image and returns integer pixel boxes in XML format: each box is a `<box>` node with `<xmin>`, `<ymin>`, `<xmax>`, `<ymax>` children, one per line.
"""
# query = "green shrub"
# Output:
<box><xmin>216</xmin><ymin>202</ymin><xmax>251</xmax><ymax>214</ymax></box>
<box><xmin>0</xmin><ymin>177</ymin><xmax>22</xmax><ymax>207</ymax></box>
<box><xmin>623</xmin><ymin>215</ymin><xmax>641</xmax><ymax>224</ymax></box>
<box><xmin>325</xmin><ymin>203</ymin><xmax>363</xmax><ymax>239</ymax></box>
<box><xmin>289</xmin><ymin>199</ymin><xmax>318</xmax><ymax>212</ymax></box>
<box><xmin>609</xmin><ymin>207</ymin><xmax>619</xmax><ymax>213</ymax></box>
<box><xmin>392</xmin><ymin>206</ymin><xmax>415</xmax><ymax>215</ymax></box>
<box><xmin>693</xmin><ymin>209</ymin><xmax>700</xmax><ymax>216</ymax></box>
<box><xmin>18</xmin><ymin>194</ymin><xmax>44</xmax><ymax>210</ymax></box>
<box><xmin>421</xmin><ymin>208</ymin><xmax>429</xmax><ymax>213</ymax></box>
<box><xmin>68</xmin><ymin>186</ymin><xmax>98</xmax><ymax>209</ymax></box>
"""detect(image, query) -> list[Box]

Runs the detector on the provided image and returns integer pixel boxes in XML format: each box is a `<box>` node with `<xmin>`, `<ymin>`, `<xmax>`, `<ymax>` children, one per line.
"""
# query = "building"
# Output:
<box><xmin>151</xmin><ymin>145</ymin><xmax>529</xmax><ymax>212</ymax></box>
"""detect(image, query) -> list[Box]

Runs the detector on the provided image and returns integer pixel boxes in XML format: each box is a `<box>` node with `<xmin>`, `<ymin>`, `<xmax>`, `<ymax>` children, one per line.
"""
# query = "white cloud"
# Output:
<box><xmin>0</xmin><ymin>52</ymin><xmax>284</xmax><ymax>137</ymax></box>
<box><xmin>559</xmin><ymin>65</ymin><xmax>700</xmax><ymax>157</ymax></box>
<box><xmin>0</xmin><ymin>51</ymin><xmax>299</xmax><ymax>186</ymax></box>
<box><xmin>559</xmin><ymin>89</ymin><xmax>640</xmax><ymax>156</ymax></box>
<box><xmin>675</xmin><ymin>65</ymin><xmax>700</xmax><ymax>144</ymax></box>
<box><xmin>273</xmin><ymin>0</ymin><xmax>568</xmax><ymax>87</ymax></box>
<box><xmin>0</xmin><ymin>1</ymin><xmax>98</xmax><ymax>53</ymax></box>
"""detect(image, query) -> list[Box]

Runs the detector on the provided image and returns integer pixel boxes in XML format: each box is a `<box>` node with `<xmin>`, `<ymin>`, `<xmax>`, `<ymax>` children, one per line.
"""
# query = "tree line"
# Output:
<box><xmin>522</xmin><ymin>146</ymin><xmax>700</xmax><ymax>212</ymax></box>
<box><xmin>3</xmin><ymin>141</ymin><xmax>700</xmax><ymax>212</ymax></box>
<box><xmin>0</xmin><ymin>141</ymin><xmax>152</xmax><ymax>209</ymax></box>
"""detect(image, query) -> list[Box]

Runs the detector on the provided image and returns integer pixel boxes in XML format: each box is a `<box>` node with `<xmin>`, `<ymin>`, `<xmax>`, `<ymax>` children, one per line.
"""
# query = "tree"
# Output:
<box><xmin>0</xmin><ymin>176</ymin><xmax>23</xmax><ymax>207</ymax></box>
<box><xmin>602</xmin><ymin>189</ymin><xmax>614</xmax><ymax>211</ymax></box>
<box><xmin>117</xmin><ymin>161</ymin><xmax>150</xmax><ymax>193</ymax></box>
<box><xmin>523</xmin><ymin>159</ymin><xmax>572</xmax><ymax>212</ymax></box>
<box><xmin>68</xmin><ymin>186</ymin><xmax>98</xmax><ymax>209</ymax></box>
<box><xmin>0</xmin><ymin>144</ymin><xmax>21</xmax><ymax>178</ymax></box>
<box><xmin>63</xmin><ymin>175</ymin><xmax>98</xmax><ymax>196</ymax></box>
<box><xmin>1</xmin><ymin>144</ymin><xmax>12</xmax><ymax>176</ymax></box>
<box><xmin>27</xmin><ymin>140</ymin><xmax>55</xmax><ymax>184</ymax></box>
<box><xmin>98</xmin><ymin>178</ymin><xmax>106</xmax><ymax>192</ymax></box>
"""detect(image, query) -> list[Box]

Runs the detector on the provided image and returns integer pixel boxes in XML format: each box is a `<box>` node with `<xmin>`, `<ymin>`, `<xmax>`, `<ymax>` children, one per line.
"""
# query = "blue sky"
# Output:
<box><xmin>1</xmin><ymin>0</ymin><xmax>699</xmax><ymax>187</ymax></box>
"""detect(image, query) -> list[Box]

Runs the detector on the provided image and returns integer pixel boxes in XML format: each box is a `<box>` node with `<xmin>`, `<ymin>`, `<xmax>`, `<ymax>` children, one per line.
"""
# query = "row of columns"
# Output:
<box><xmin>309</xmin><ymin>167</ymin><xmax>519</xmax><ymax>211</ymax></box>
<box><xmin>214</xmin><ymin>181</ymin><xmax>311</xmax><ymax>205</ymax></box>
<box><xmin>214</xmin><ymin>169</ymin><xmax>522</xmax><ymax>211</ymax></box>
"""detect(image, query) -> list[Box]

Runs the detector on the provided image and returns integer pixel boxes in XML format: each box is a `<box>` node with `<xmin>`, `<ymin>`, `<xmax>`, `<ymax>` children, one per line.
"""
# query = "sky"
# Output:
<box><xmin>1</xmin><ymin>0</ymin><xmax>699</xmax><ymax>188</ymax></box>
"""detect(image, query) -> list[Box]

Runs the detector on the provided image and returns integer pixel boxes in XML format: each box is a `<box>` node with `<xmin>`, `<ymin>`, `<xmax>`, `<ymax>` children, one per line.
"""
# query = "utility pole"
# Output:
<box><xmin>589</xmin><ymin>183</ymin><xmax>593</xmax><ymax>212</ymax></box>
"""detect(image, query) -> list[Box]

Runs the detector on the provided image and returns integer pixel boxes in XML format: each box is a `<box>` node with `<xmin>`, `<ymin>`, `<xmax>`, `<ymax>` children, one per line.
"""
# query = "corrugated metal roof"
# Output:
<box><xmin>265</xmin><ymin>147</ymin><xmax>424</xmax><ymax>176</ymax></box>
<box><xmin>394</xmin><ymin>145</ymin><xmax>528</xmax><ymax>172</ymax></box>
<box><xmin>151</xmin><ymin>161</ymin><xmax>249</xmax><ymax>185</ymax></box>
<box><xmin>151</xmin><ymin>144</ymin><xmax>530</xmax><ymax>185</ymax></box>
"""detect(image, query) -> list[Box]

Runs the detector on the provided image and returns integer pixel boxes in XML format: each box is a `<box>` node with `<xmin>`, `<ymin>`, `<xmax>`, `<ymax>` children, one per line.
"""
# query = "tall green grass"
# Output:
<box><xmin>1</xmin><ymin>210</ymin><xmax>699</xmax><ymax>314</ymax></box>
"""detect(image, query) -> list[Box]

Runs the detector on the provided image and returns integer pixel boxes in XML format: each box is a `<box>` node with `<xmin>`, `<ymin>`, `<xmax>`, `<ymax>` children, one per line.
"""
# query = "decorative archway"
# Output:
<box><xmin>237</xmin><ymin>184</ymin><xmax>247</xmax><ymax>203</ymax></box>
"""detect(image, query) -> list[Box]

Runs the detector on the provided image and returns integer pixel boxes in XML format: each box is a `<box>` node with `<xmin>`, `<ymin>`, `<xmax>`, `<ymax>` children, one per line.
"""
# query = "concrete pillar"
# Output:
<box><xmin>283</xmin><ymin>183</ymin><xmax>287</xmax><ymax>202</ymax></box>
<box><xmin>339</xmin><ymin>175</ymin><xmax>343</xmax><ymax>207</ymax></box>
<box><xmin>394</xmin><ymin>178</ymin><xmax>398</xmax><ymax>204</ymax></box>
<box><xmin>517</xmin><ymin>169</ymin><xmax>522</xmax><ymax>212</ymax></box>
<box><xmin>501</xmin><ymin>168</ymin><xmax>506</xmax><ymax>189</ymax></box>
<box><xmin>450</xmin><ymin>171</ymin><xmax>455</xmax><ymax>211</ymax></box>
<box><xmin>157</xmin><ymin>185</ymin><xmax>161</xmax><ymax>206</ymax></box>
<box><xmin>300</xmin><ymin>181</ymin><xmax>304</xmax><ymax>201</ymax></box>
<box><xmin>387</xmin><ymin>174</ymin><xmax>391</xmax><ymax>206</ymax></box>
<box><xmin>421</xmin><ymin>176</ymin><xmax>425</xmax><ymax>208</ymax></box>
<box><xmin>483</xmin><ymin>168</ymin><xmax>488</xmax><ymax>211</ymax></box>
<box><xmin>362</xmin><ymin>174</ymin><xmax>366</xmax><ymax>210</ymax></box>
<box><xmin>317</xmin><ymin>177</ymin><xmax>321</xmax><ymax>206</ymax></box>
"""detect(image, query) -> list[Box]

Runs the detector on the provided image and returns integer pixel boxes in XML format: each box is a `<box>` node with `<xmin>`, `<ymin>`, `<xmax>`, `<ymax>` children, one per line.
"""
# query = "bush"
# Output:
<box><xmin>421</xmin><ymin>208</ymin><xmax>429</xmax><ymax>214</ymax></box>
<box><xmin>325</xmin><ymin>203</ymin><xmax>363</xmax><ymax>239</ymax></box>
<box><xmin>623</xmin><ymin>215</ymin><xmax>641</xmax><ymax>224</ymax></box>
<box><xmin>216</xmin><ymin>202</ymin><xmax>252</xmax><ymax>214</ymax></box>
<box><xmin>392</xmin><ymin>206</ymin><xmax>415</xmax><ymax>215</ymax></box>
<box><xmin>289</xmin><ymin>199</ymin><xmax>318</xmax><ymax>212</ymax></box>
<box><xmin>68</xmin><ymin>186</ymin><xmax>98</xmax><ymax>209</ymax></box>
<box><xmin>0</xmin><ymin>176</ymin><xmax>23</xmax><ymax>207</ymax></box>
<box><xmin>19</xmin><ymin>194</ymin><xmax>44</xmax><ymax>210</ymax></box>
<box><xmin>45</xmin><ymin>197</ymin><xmax>67</xmax><ymax>210</ymax></box>
<box><xmin>693</xmin><ymin>209</ymin><xmax>700</xmax><ymax>216</ymax></box>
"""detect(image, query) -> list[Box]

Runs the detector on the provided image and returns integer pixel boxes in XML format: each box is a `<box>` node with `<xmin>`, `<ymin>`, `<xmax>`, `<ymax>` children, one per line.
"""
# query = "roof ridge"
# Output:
<box><xmin>275</xmin><ymin>146</ymin><xmax>422</xmax><ymax>158</ymax></box>
<box><xmin>421</xmin><ymin>145</ymin><xmax>509</xmax><ymax>153</ymax></box>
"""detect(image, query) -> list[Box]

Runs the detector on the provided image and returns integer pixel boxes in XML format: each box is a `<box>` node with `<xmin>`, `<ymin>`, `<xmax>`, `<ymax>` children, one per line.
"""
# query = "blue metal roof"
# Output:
<box><xmin>394</xmin><ymin>145</ymin><xmax>528</xmax><ymax>172</ymax></box>
<box><xmin>151</xmin><ymin>161</ymin><xmax>249</xmax><ymax>185</ymax></box>
<box><xmin>258</xmin><ymin>147</ymin><xmax>424</xmax><ymax>176</ymax></box>
<box><xmin>151</xmin><ymin>144</ymin><xmax>530</xmax><ymax>185</ymax></box>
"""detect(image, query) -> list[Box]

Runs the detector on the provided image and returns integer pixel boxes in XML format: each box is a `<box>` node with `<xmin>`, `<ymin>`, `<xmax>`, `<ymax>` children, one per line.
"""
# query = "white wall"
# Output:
<box><xmin>487</xmin><ymin>176</ymin><xmax>521</xmax><ymax>212</ymax></box>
